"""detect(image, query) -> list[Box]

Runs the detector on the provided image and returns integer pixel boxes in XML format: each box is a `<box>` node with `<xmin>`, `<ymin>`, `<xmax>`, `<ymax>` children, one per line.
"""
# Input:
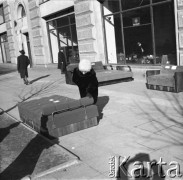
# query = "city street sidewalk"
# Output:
<box><xmin>0</xmin><ymin>112</ymin><xmax>79</xmax><ymax>180</ymax></box>
<box><xmin>0</xmin><ymin>63</ymin><xmax>183</xmax><ymax>180</ymax></box>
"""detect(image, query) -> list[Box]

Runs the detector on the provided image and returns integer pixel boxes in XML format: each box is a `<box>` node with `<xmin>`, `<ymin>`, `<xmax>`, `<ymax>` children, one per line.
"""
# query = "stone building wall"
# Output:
<box><xmin>74</xmin><ymin>0</ymin><xmax>105</xmax><ymax>63</ymax></box>
<box><xmin>3</xmin><ymin>0</ymin><xmax>47</xmax><ymax>65</ymax></box>
<box><xmin>2</xmin><ymin>0</ymin><xmax>181</xmax><ymax>66</ymax></box>
<box><xmin>177</xmin><ymin>0</ymin><xmax>183</xmax><ymax>65</ymax></box>
<box><xmin>3</xmin><ymin>0</ymin><xmax>17</xmax><ymax>64</ymax></box>
<box><xmin>28</xmin><ymin>0</ymin><xmax>46</xmax><ymax>65</ymax></box>
<box><xmin>3</xmin><ymin>0</ymin><xmax>105</xmax><ymax>65</ymax></box>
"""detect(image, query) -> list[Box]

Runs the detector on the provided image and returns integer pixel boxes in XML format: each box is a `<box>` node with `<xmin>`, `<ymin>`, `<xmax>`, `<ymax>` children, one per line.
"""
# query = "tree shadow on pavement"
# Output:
<box><xmin>116</xmin><ymin>153</ymin><xmax>165</xmax><ymax>180</ymax></box>
<box><xmin>96</xmin><ymin>96</ymin><xmax>109</xmax><ymax>122</ymax></box>
<box><xmin>29</xmin><ymin>74</ymin><xmax>50</xmax><ymax>84</ymax></box>
<box><xmin>5</xmin><ymin>79</ymin><xmax>60</xmax><ymax>113</ymax></box>
<box><xmin>0</xmin><ymin>134</ymin><xmax>59</xmax><ymax>180</ymax></box>
<box><xmin>130</xmin><ymin>91</ymin><xmax>183</xmax><ymax>146</ymax></box>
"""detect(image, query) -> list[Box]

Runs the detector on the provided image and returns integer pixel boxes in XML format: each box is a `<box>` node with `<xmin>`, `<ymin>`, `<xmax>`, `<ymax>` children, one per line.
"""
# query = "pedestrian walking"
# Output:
<box><xmin>17</xmin><ymin>50</ymin><xmax>30</xmax><ymax>85</ymax></box>
<box><xmin>58</xmin><ymin>48</ymin><xmax>66</xmax><ymax>74</ymax></box>
<box><xmin>72</xmin><ymin>59</ymin><xmax>98</xmax><ymax>104</ymax></box>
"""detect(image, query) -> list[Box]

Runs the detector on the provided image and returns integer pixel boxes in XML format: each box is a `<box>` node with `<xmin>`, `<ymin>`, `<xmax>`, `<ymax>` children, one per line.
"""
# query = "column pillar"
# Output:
<box><xmin>28</xmin><ymin>0</ymin><xmax>45</xmax><ymax>65</ymax></box>
<box><xmin>74</xmin><ymin>0</ymin><xmax>106</xmax><ymax>63</ymax></box>
<box><xmin>176</xmin><ymin>0</ymin><xmax>183</xmax><ymax>65</ymax></box>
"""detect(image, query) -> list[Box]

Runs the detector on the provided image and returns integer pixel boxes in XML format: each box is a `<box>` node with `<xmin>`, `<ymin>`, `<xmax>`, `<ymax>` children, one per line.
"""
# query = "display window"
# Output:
<box><xmin>103</xmin><ymin>0</ymin><xmax>176</xmax><ymax>65</ymax></box>
<box><xmin>47</xmin><ymin>9</ymin><xmax>79</xmax><ymax>64</ymax></box>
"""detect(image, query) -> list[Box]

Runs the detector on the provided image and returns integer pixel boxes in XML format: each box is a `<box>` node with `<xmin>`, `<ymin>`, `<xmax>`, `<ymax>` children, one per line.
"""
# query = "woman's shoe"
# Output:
<box><xmin>24</xmin><ymin>81</ymin><xmax>30</xmax><ymax>85</ymax></box>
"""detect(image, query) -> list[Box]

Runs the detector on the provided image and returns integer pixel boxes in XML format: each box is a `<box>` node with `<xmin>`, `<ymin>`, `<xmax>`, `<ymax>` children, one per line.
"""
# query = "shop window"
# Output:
<box><xmin>47</xmin><ymin>12</ymin><xmax>79</xmax><ymax>64</ymax></box>
<box><xmin>121</xmin><ymin>0</ymin><xmax>150</xmax><ymax>10</ymax></box>
<box><xmin>103</xmin><ymin>0</ymin><xmax>176</xmax><ymax>65</ymax></box>
<box><xmin>0</xmin><ymin>5</ymin><xmax>5</xmax><ymax>25</ymax></box>
<box><xmin>0</xmin><ymin>33</ymin><xmax>10</xmax><ymax>63</ymax></box>
<box><xmin>103</xmin><ymin>0</ymin><xmax>120</xmax><ymax>15</ymax></box>
<box><xmin>123</xmin><ymin>7</ymin><xmax>151</xmax><ymax>28</ymax></box>
<box><xmin>153</xmin><ymin>2</ymin><xmax>176</xmax><ymax>65</ymax></box>
<box><xmin>58</xmin><ymin>26</ymin><xmax>72</xmax><ymax>47</ymax></box>
<box><xmin>48</xmin><ymin>20</ymin><xmax>56</xmax><ymax>28</ymax></box>
<box><xmin>153</xmin><ymin>0</ymin><xmax>169</xmax><ymax>3</ymax></box>
<box><xmin>70</xmin><ymin>14</ymin><xmax>76</xmax><ymax>24</ymax></box>
<box><xmin>123</xmin><ymin>7</ymin><xmax>153</xmax><ymax>64</ymax></box>
<box><xmin>105</xmin><ymin>13</ymin><xmax>124</xmax><ymax>64</ymax></box>
<box><xmin>124</xmin><ymin>25</ymin><xmax>153</xmax><ymax>64</ymax></box>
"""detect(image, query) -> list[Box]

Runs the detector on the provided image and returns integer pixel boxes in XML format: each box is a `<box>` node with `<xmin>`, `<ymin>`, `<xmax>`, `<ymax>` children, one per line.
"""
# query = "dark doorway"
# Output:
<box><xmin>46</xmin><ymin>8</ymin><xmax>79</xmax><ymax>65</ymax></box>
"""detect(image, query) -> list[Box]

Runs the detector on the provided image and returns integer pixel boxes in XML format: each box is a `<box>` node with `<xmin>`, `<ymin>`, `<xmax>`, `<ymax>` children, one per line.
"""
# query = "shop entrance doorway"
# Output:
<box><xmin>47</xmin><ymin>8</ymin><xmax>79</xmax><ymax>64</ymax></box>
<box><xmin>0</xmin><ymin>33</ymin><xmax>10</xmax><ymax>63</ymax></box>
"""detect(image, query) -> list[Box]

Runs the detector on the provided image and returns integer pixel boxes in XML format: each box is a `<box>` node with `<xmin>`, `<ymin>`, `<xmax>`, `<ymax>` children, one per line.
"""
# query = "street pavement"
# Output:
<box><xmin>0</xmin><ymin>63</ymin><xmax>183</xmax><ymax>180</ymax></box>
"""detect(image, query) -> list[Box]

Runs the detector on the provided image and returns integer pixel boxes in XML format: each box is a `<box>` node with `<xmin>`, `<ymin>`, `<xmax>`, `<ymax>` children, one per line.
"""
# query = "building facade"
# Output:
<box><xmin>0</xmin><ymin>0</ymin><xmax>182</xmax><ymax>66</ymax></box>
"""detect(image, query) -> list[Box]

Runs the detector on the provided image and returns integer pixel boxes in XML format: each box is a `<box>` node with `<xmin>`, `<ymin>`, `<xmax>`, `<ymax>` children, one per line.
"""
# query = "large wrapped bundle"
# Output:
<box><xmin>18</xmin><ymin>95</ymin><xmax>99</xmax><ymax>138</ymax></box>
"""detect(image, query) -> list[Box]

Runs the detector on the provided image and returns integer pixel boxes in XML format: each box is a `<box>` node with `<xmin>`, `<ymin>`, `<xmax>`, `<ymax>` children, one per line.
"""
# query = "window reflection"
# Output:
<box><xmin>105</xmin><ymin>14</ymin><xmax>124</xmax><ymax>64</ymax></box>
<box><xmin>103</xmin><ymin>0</ymin><xmax>120</xmax><ymax>15</ymax></box>
<box><xmin>0</xmin><ymin>5</ymin><xmax>5</xmax><ymax>24</ymax></box>
<box><xmin>123</xmin><ymin>7</ymin><xmax>151</xmax><ymax>27</ymax></box>
<box><xmin>153</xmin><ymin>0</ymin><xmax>168</xmax><ymax>3</ymax></box>
<box><xmin>121</xmin><ymin>0</ymin><xmax>150</xmax><ymax>10</ymax></box>
<box><xmin>153</xmin><ymin>3</ymin><xmax>176</xmax><ymax>64</ymax></box>
<box><xmin>0</xmin><ymin>33</ymin><xmax>10</xmax><ymax>63</ymax></box>
<box><xmin>102</xmin><ymin>0</ymin><xmax>176</xmax><ymax>65</ymax></box>
<box><xmin>56</xmin><ymin>16</ymin><xmax>69</xmax><ymax>28</ymax></box>
<box><xmin>48</xmin><ymin>13</ymin><xmax>79</xmax><ymax>64</ymax></box>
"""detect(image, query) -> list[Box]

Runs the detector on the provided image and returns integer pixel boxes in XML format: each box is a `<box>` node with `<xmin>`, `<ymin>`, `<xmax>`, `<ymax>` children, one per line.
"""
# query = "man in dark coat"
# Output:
<box><xmin>72</xmin><ymin>59</ymin><xmax>98</xmax><ymax>104</ymax></box>
<box><xmin>17</xmin><ymin>50</ymin><xmax>30</xmax><ymax>85</ymax></box>
<box><xmin>58</xmin><ymin>48</ymin><xmax>66</xmax><ymax>74</ymax></box>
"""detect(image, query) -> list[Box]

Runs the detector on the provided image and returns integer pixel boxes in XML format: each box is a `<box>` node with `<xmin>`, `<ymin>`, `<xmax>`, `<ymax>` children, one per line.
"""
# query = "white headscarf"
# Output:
<box><xmin>79</xmin><ymin>59</ymin><xmax>92</xmax><ymax>72</ymax></box>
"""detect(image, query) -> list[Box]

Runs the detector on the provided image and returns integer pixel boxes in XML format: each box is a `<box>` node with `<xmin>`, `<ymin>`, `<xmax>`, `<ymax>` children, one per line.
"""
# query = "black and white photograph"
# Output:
<box><xmin>0</xmin><ymin>0</ymin><xmax>183</xmax><ymax>179</ymax></box>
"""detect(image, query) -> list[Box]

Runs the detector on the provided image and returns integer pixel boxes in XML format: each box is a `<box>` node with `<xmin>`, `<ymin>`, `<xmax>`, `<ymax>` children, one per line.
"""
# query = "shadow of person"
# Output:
<box><xmin>0</xmin><ymin>122</ymin><xmax>20</xmax><ymax>143</ymax></box>
<box><xmin>0</xmin><ymin>134</ymin><xmax>58</xmax><ymax>180</ymax></box>
<box><xmin>151</xmin><ymin>159</ymin><xmax>165</xmax><ymax>180</ymax></box>
<box><xmin>29</xmin><ymin>75</ymin><xmax>50</xmax><ymax>84</ymax></box>
<box><xmin>96</xmin><ymin>96</ymin><xmax>109</xmax><ymax>122</ymax></box>
<box><xmin>117</xmin><ymin>153</ymin><xmax>165</xmax><ymax>180</ymax></box>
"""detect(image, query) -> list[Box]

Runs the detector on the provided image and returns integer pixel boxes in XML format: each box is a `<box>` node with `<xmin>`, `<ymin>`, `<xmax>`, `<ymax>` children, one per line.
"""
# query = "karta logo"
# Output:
<box><xmin>109</xmin><ymin>156</ymin><xmax>182</xmax><ymax>179</ymax></box>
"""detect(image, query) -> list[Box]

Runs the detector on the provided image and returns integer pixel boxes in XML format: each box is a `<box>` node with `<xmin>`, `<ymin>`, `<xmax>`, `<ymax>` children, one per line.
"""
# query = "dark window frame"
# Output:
<box><xmin>46</xmin><ymin>10</ymin><xmax>78</xmax><ymax>64</ymax></box>
<box><xmin>39</xmin><ymin>0</ymin><xmax>50</xmax><ymax>5</ymax></box>
<box><xmin>0</xmin><ymin>4</ymin><xmax>5</xmax><ymax>25</ymax></box>
<box><xmin>102</xmin><ymin>0</ymin><xmax>174</xmax><ymax>65</ymax></box>
<box><xmin>0</xmin><ymin>32</ymin><xmax>8</xmax><ymax>63</ymax></box>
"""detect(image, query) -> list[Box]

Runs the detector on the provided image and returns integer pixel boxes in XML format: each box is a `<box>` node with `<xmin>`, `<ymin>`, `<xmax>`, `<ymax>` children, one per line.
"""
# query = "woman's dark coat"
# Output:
<box><xmin>17</xmin><ymin>55</ymin><xmax>30</xmax><ymax>78</ymax></box>
<box><xmin>72</xmin><ymin>67</ymin><xmax>98</xmax><ymax>104</ymax></box>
